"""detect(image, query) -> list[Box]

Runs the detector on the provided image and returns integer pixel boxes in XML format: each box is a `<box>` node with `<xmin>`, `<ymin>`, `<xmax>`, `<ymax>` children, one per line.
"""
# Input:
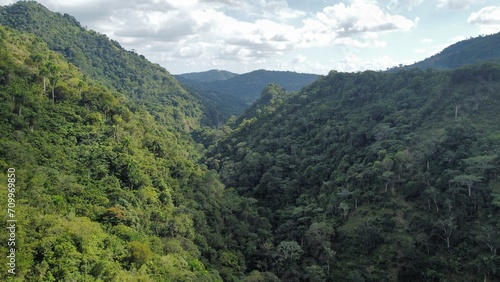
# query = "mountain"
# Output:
<box><xmin>206</xmin><ymin>64</ymin><xmax>500</xmax><ymax>281</ymax></box>
<box><xmin>176</xmin><ymin>69</ymin><xmax>239</xmax><ymax>82</ymax></box>
<box><xmin>399</xmin><ymin>32</ymin><xmax>500</xmax><ymax>70</ymax></box>
<box><xmin>175</xmin><ymin>75</ymin><xmax>248</xmax><ymax>125</ymax></box>
<box><xmin>0</xmin><ymin>2</ymin><xmax>273</xmax><ymax>281</ymax></box>
<box><xmin>0</xmin><ymin>1</ymin><xmax>203</xmax><ymax>131</ymax></box>
<box><xmin>3</xmin><ymin>1</ymin><xmax>500</xmax><ymax>281</ymax></box>
<box><xmin>204</xmin><ymin>69</ymin><xmax>320</xmax><ymax>104</ymax></box>
<box><xmin>177</xmin><ymin>69</ymin><xmax>320</xmax><ymax>120</ymax></box>
<box><xmin>0</xmin><ymin>0</ymin><xmax>319</xmax><ymax>128</ymax></box>
<box><xmin>235</xmin><ymin>83</ymin><xmax>289</xmax><ymax>125</ymax></box>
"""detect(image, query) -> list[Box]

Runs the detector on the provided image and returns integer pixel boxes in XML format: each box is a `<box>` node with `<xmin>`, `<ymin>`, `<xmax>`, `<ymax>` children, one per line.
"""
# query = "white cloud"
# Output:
<box><xmin>260</xmin><ymin>0</ymin><xmax>306</xmax><ymax>20</ymax></box>
<box><xmin>199</xmin><ymin>0</ymin><xmax>251</xmax><ymax>8</ymax></box>
<box><xmin>467</xmin><ymin>6</ymin><xmax>500</xmax><ymax>34</ymax></box>
<box><xmin>99</xmin><ymin>0</ymin><xmax>416</xmax><ymax>62</ymax></box>
<box><xmin>292</xmin><ymin>54</ymin><xmax>307</xmax><ymax>64</ymax></box>
<box><xmin>437</xmin><ymin>0</ymin><xmax>476</xmax><ymax>10</ymax></box>
<box><xmin>300</xmin><ymin>0</ymin><xmax>417</xmax><ymax>47</ymax></box>
<box><xmin>332</xmin><ymin>53</ymin><xmax>399</xmax><ymax>72</ymax></box>
<box><xmin>6</xmin><ymin>0</ymin><xmax>471</xmax><ymax>74</ymax></box>
<box><xmin>388</xmin><ymin>0</ymin><xmax>424</xmax><ymax>10</ymax></box>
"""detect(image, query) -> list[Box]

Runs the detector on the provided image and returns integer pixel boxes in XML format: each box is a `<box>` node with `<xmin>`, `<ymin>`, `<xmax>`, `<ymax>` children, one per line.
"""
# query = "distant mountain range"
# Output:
<box><xmin>2</xmin><ymin>1</ymin><xmax>500</xmax><ymax>281</ymax></box>
<box><xmin>176</xmin><ymin>69</ymin><xmax>239</xmax><ymax>82</ymax></box>
<box><xmin>175</xmin><ymin>69</ymin><xmax>320</xmax><ymax>119</ymax></box>
<box><xmin>177</xmin><ymin>30</ymin><xmax>500</xmax><ymax>122</ymax></box>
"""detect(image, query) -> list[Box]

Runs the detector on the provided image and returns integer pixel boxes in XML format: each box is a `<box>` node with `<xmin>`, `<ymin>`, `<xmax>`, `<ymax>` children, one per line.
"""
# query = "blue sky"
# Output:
<box><xmin>2</xmin><ymin>0</ymin><xmax>500</xmax><ymax>74</ymax></box>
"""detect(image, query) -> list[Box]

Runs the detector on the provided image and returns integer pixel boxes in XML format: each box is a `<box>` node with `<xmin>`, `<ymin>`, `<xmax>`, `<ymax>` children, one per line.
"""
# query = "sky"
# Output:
<box><xmin>2</xmin><ymin>0</ymin><xmax>500</xmax><ymax>74</ymax></box>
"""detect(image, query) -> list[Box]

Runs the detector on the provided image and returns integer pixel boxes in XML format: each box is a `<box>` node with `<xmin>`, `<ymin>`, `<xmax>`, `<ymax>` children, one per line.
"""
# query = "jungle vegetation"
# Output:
<box><xmin>1</xmin><ymin>1</ymin><xmax>500</xmax><ymax>281</ymax></box>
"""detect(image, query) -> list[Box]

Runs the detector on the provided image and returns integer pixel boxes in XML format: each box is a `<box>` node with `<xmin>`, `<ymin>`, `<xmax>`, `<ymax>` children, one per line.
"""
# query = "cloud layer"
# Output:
<box><xmin>468</xmin><ymin>6</ymin><xmax>500</xmax><ymax>34</ymax></box>
<box><xmin>2</xmin><ymin>0</ymin><xmax>499</xmax><ymax>73</ymax></box>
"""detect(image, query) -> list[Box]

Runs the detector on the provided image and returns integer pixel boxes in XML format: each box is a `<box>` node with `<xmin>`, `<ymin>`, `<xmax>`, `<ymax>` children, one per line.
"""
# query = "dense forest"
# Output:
<box><xmin>0</xmin><ymin>4</ymin><xmax>270</xmax><ymax>281</ymax></box>
<box><xmin>206</xmin><ymin>65</ymin><xmax>500</xmax><ymax>281</ymax></box>
<box><xmin>1</xmin><ymin>1</ymin><xmax>500</xmax><ymax>282</ymax></box>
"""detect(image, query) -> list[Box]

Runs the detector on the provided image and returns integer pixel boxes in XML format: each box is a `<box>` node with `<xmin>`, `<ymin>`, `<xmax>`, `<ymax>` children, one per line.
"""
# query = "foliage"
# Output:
<box><xmin>178</xmin><ymin>69</ymin><xmax>320</xmax><ymax>119</ymax></box>
<box><xmin>2</xmin><ymin>2</ymin><xmax>500</xmax><ymax>281</ymax></box>
<box><xmin>207</xmin><ymin>64</ymin><xmax>500</xmax><ymax>281</ymax></box>
<box><xmin>0</xmin><ymin>1</ymin><xmax>203</xmax><ymax>132</ymax></box>
<box><xmin>0</xmin><ymin>23</ymin><xmax>267</xmax><ymax>281</ymax></box>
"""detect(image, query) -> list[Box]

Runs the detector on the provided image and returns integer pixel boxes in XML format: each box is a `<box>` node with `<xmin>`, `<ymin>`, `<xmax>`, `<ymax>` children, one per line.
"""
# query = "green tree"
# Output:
<box><xmin>126</xmin><ymin>241</ymin><xmax>153</xmax><ymax>267</ymax></box>
<box><xmin>436</xmin><ymin>217</ymin><xmax>456</xmax><ymax>249</ymax></box>
<box><xmin>451</xmin><ymin>174</ymin><xmax>482</xmax><ymax>197</ymax></box>
<box><xmin>276</xmin><ymin>240</ymin><xmax>303</xmax><ymax>274</ymax></box>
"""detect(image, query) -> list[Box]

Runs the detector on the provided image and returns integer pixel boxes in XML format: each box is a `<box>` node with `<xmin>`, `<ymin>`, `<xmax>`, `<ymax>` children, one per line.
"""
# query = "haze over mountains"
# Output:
<box><xmin>1</xmin><ymin>2</ymin><xmax>500</xmax><ymax>282</ymax></box>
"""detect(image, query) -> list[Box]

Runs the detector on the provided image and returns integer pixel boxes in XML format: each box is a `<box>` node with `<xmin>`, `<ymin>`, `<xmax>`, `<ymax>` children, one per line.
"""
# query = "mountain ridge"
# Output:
<box><xmin>2</xmin><ymin>1</ymin><xmax>500</xmax><ymax>281</ymax></box>
<box><xmin>176</xmin><ymin>69</ymin><xmax>321</xmax><ymax>119</ymax></box>
<box><xmin>0</xmin><ymin>1</ymin><xmax>204</xmax><ymax>131</ymax></box>
<box><xmin>0</xmin><ymin>2</ymin><xmax>271</xmax><ymax>281</ymax></box>
<box><xmin>397</xmin><ymin>31</ymin><xmax>500</xmax><ymax>71</ymax></box>
<box><xmin>176</xmin><ymin>69</ymin><xmax>239</xmax><ymax>82</ymax></box>
<box><xmin>206</xmin><ymin>64</ymin><xmax>500</xmax><ymax>281</ymax></box>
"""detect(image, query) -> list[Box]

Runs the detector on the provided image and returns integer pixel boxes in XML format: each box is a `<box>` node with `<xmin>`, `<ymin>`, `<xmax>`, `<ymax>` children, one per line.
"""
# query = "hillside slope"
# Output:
<box><xmin>175</xmin><ymin>75</ymin><xmax>248</xmax><ymax>125</ymax></box>
<box><xmin>204</xmin><ymin>69</ymin><xmax>320</xmax><ymax>104</ymax></box>
<box><xmin>400</xmin><ymin>32</ymin><xmax>500</xmax><ymax>70</ymax></box>
<box><xmin>177</xmin><ymin>69</ymin><xmax>321</xmax><ymax>120</ymax></box>
<box><xmin>3</xmin><ymin>2</ymin><xmax>500</xmax><ymax>282</ymax></box>
<box><xmin>0</xmin><ymin>15</ymin><xmax>271</xmax><ymax>282</ymax></box>
<box><xmin>0</xmin><ymin>1</ymin><xmax>202</xmax><ymax>131</ymax></box>
<box><xmin>207</xmin><ymin>64</ymin><xmax>500</xmax><ymax>281</ymax></box>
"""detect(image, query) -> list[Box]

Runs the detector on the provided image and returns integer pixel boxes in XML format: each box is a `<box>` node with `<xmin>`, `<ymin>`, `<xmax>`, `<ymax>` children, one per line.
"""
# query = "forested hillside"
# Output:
<box><xmin>174</xmin><ymin>76</ymin><xmax>248</xmax><ymax>127</ymax></box>
<box><xmin>0</xmin><ymin>17</ymin><xmax>274</xmax><ymax>282</ymax></box>
<box><xmin>202</xmin><ymin>69</ymin><xmax>319</xmax><ymax>105</ymax></box>
<box><xmin>0</xmin><ymin>1</ymin><xmax>203</xmax><ymax>131</ymax></box>
<box><xmin>206</xmin><ymin>64</ymin><xmax>500</xmax><ymax>281</ymax></box>
<box><xmin>177</xmin><ymin>69</ymin><xmax>320</xmax><ymax>120</ymax></box>
<box><xmin>2</xmin><ymin>1</ymin><xmax>500</xmax><ymax>282</ymax></box>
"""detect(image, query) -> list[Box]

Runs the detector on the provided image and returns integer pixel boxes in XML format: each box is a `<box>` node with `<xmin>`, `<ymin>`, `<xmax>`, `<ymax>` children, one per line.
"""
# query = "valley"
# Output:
<box><xmin>1</xmin><ymin>2</ymin><xmax>500</xmax><ymax>282</ymax></box>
